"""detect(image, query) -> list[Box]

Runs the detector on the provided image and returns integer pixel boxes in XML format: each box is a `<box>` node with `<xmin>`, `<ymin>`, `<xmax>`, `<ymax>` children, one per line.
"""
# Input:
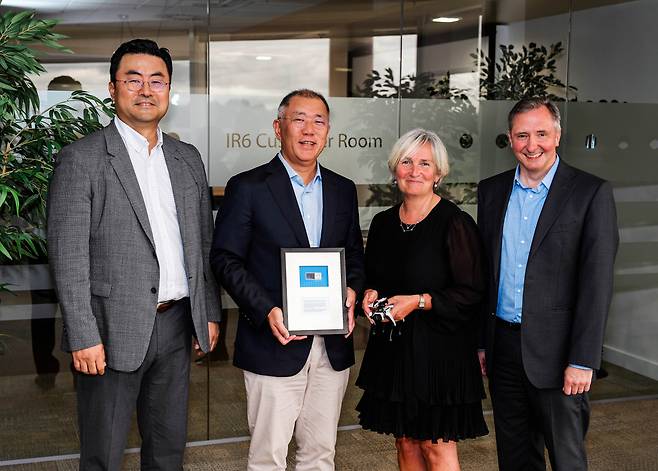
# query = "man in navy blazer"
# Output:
<box><xmin>211</xmin><ymin>89</ymin><xmax>365</xmax><ymax>470</ymax></box>
<box><xmin>477</xmin><ymin>98</ymin><xmax>619</xmax><ymax>471</ymax></box>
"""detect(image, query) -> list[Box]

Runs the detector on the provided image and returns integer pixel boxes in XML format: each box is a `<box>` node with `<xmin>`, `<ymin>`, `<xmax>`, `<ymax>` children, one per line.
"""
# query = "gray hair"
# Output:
<box><xmin>508</xmin><ymin>97</ymin><xmax>561</xmax><ymax>131</ymax></box>
<box><xmin>388</xmin><ymin>128</ymin><xmax>450</xmax><ymax>183</ymax></box>
<box><xmin>277</xmin><ymin>89</ymin><xmax>330</xmax><ymax>118</ymax></box>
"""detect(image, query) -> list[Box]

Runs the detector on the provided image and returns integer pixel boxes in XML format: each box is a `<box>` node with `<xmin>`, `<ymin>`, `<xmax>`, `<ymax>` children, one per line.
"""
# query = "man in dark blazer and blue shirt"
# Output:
<box><xmin>477</xmin><ymin>97</ymin><xmax>619</xmax><ymax>471</ymax></box>
<box><xmin>211</xmin><ymin>89</ymin><xmax>365</xmax><ymax>470</ymax></box>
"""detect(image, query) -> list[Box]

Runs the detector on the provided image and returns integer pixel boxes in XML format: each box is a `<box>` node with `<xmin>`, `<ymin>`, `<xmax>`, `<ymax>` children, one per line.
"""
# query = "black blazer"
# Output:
<box><xmin>210</xmin><ymin>156</ymin><xmax>365</xmax><ymax>376</ymax></box>
<box><xmin>477</xmin><ymin>160</ymin><xmax>619</xmax><ymax>389</ymax></box>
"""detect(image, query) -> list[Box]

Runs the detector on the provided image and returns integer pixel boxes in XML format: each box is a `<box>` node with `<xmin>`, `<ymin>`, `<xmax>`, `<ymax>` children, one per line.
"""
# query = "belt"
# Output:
<box><xmin>156</xmin><ymin>297</ymin><xmax>188</xmax><ymax>313</ymax></box>
<box><xmin>496</xmin><ymin>317</ymin><xmax>521</xmax><ymax>331</ymax></box>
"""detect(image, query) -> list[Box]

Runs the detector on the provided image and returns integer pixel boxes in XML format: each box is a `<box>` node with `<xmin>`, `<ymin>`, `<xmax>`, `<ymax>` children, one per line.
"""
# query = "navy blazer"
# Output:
<box><xmin>211</xmin><ymin>156</ymin><xmax>365</xmax><ymax>376</ymax></box>
<box><xmin>477</xmin><ymin>160</ymin><xmax>619</xmax><ymax>389</ymax></box>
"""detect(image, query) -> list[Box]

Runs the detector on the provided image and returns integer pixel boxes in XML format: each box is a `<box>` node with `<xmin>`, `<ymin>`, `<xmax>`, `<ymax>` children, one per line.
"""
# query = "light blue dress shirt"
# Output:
<box><xmin>496</xmin><ymin>157</ymin><xmax>589</xmax><ymax>370</ymax></box>
<box><xmin>278</xmin><ymin>153</ymin><xmax>323</xmax><ymax>247</ymax></box>
<box><xmin>496</xmin><ymin>157</ymin><xmax>559</xmax><ymax>323</ymax></box>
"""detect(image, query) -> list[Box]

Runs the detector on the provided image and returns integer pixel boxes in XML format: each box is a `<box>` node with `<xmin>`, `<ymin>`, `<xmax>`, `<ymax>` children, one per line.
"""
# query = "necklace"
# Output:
<box><xmin>399</xmin><ymin>221</ymin><xmax>417</xmax><ymax>232</ymax></box>
<box><xmin>399</xmin><ymin>197</ymin><xmax>435</xmax><ymax>233</ymax></box>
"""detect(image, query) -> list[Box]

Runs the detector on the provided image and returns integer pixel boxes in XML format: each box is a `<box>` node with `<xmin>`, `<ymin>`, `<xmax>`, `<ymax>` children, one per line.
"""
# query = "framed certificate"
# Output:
<box><xmin>281</xmin><ymin>248</ymin><xmax>347</xmax><ymax>335</ymax></box>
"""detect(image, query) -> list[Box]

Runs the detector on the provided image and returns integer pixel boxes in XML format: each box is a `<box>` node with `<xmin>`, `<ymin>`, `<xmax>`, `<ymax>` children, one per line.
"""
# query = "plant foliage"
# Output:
<box><xmin>355</xmin><ymin>67</ymin><xmax>468</xmax><ymax>100</ymax></box>
<box><xmin>0</xmin><ymin>10</ymin><xmax>114</xmax><ymax>263</ymax></box>
<box><xmin>472</xmin><ymin>42</ymin><xmax>577</xmax><ymax>101</ymax></box>
<box><xmin>356</xmin><ymin>42</ymin><xmax>575</xmax><ymax>102</ymax></box>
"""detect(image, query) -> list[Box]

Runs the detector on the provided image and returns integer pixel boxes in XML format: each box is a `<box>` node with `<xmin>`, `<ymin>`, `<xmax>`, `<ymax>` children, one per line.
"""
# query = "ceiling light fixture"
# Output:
<box><xmin>432</xmin><ymin>17</ymin><xmax>461</xmax><ymax>23</ymax></box>
<box><xmin>255</xmin><ymin>55</ymin><xmax>272</xmax><ymax>61</ymax></box>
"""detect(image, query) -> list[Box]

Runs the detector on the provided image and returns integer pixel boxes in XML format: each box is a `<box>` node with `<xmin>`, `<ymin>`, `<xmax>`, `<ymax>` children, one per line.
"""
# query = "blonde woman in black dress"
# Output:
<box><xmin>357</xmin><ymin>128</ymin><xmax>488</xmax><ymax>470</ymax></box>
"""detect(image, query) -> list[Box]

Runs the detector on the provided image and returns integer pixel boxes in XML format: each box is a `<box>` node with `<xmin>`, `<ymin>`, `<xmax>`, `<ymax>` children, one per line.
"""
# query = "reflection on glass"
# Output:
<box><xmin>210</xmin><ymin>39</ymin><xmax>330</xmax><ymax>101</ymax></box>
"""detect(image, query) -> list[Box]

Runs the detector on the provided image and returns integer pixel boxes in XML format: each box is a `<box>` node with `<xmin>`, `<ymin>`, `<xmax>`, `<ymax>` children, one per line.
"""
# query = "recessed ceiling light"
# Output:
<box><xmin>255</xmin><ymin>55</ymin><xmax>272</xmax><ymax>61</ymax></box>
<box><xmin>432</xmin><ymin>17</ymin><xmax>461</xmax><ymax>23</ymax></box>
<box><xmin>0</xmin><ymin>0</ymin><xmax>59</xmax><ymax>9</ymax></box>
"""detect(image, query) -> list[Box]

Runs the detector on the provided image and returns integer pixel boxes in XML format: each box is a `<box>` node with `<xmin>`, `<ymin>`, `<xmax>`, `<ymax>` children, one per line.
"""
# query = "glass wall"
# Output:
<box><xmin>566</xmin><ymin>0</ymin><xmax>658</xmax><ymax>381</ymax></box>
<box><xmin>1</xmin><ymin>0</ymin><xmax>657</xmax><ymax>464</ymax></box>
<box><xmin>0</xmin><ymin>0</ymin><xmax>212</xmax><ymax>459</ymax></box>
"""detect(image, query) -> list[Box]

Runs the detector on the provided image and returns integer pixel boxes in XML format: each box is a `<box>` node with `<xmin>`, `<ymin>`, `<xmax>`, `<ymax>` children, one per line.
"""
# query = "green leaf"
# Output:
<box><xmin>9</xmin><ymin>11</ymin><xmax>34</xmax><ymax>27</ymax></box>
<box><xmin>0</xmin><ymin>241</ymin><xmax>12</xmax><ymax>260</ymax></box>
<box><xmin>6</xmin><ymin>186</ymin><xmax>20</xmax><ymax>214</ymax></box>
<box><xmin>23</xmin><ymin>234</ymin><xmax>38</xmax><ymax>256</ymax></box>
<box><xmin>0</xmin><ymin>186</ymin><xmax>7</xmax><ymax>208</ymax></box>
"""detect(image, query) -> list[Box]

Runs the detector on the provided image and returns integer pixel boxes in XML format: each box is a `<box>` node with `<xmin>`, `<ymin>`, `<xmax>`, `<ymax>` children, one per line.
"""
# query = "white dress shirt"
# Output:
<box><xmin>114</xmin><ymin>118</ymin><xmax>189</xmax><ymax>302</ymax></box>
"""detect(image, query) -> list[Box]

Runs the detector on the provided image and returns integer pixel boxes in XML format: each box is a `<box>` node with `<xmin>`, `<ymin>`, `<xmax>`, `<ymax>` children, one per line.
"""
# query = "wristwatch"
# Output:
<box><xmin>418</xmin><ymin>294</ymin><xmax>425</xmax><ymax>310</ymax></box>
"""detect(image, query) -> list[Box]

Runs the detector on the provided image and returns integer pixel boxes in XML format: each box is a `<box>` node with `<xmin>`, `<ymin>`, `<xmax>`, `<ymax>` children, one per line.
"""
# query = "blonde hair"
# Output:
<box><xmin>387</xmin><ymin>128</ymin><xmax>449</xmax><ymax>183</ymax></box>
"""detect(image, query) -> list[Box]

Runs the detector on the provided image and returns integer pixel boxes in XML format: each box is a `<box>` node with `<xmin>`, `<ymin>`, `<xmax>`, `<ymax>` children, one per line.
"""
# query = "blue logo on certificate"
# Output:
<box><xmin>299</xmin><ymin>266</ymin><xmax>329</xmax><ymax>288</ymax></box>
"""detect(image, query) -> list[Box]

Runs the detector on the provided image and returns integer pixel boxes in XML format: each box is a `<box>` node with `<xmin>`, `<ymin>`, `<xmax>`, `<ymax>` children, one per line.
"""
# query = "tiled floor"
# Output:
<box><xmin>2</xmin><ymin>313</ymin><xmax>658</xmax><ymax>469</ymax></box>
<box><xmin>3</xmin><ymin>398</ymin><xmax>658</xmax><ymax>470</ymax></box>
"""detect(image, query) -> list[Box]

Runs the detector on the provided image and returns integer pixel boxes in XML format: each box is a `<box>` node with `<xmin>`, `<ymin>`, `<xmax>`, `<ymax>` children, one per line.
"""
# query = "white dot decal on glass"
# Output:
<box><xmin>649</xmin><ymin>139</ymin><xmax>658</xmax><ymax>150</ymax></box>
<box><xmin>618</xmin><ymin>141</ymin><xmax>629</xmax><ymax>150</ymax></box>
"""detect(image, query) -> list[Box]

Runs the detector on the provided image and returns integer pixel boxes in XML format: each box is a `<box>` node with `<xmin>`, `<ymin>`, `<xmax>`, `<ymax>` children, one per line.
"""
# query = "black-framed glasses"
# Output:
<box><xmin>278</xmin><ymin>116</ymin><xmax>328</xmax><ymax>130</ymax></box>
<box><xmin>116</xmin><ymin>78</ymin><xmax>169</xmax><ymax>92</ymax></box>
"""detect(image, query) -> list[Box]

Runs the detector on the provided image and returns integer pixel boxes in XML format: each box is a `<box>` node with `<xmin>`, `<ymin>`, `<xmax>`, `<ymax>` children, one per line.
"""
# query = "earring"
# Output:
<box><xmin>392</xmin><ymin>179</ymin><xmax>397</xmax><ymax>186</ymax></box>
<box><xmin>433</xmin><ymin>181</ymin><xmax>439</xmax><ymax>189</ymax></box>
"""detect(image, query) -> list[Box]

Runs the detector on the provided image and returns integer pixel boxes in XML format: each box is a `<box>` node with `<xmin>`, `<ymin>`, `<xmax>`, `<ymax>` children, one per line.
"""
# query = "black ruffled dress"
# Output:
<box><xmin>356</xmin><ymin>199</ymin><xmax>489</xmax><ymax>443</ymax></box>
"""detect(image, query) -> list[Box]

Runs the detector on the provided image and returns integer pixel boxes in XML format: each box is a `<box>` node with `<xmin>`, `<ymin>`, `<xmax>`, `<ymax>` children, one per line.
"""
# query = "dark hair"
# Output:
<box><xmin>48</xmin><ymin>75</ymin><xmax>82</xmax><ymax>91</ymax></box>
<box><xmin>508</xmin><ymin>97</ymin><xmax>561</xmax><ymax>131</ymax></box>
<box><xmin>277</xmin><ymin>89</ymin><xmax>330</xmax><ymax>117</ymax></box>
<box><xmin>109</xmin><ymin>39</ymin><xmax>173</xmax><ymax>83</ymax></box>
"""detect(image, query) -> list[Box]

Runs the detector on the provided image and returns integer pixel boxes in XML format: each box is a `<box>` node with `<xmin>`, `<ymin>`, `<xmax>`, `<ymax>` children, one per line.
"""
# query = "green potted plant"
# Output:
<box><xmin>473</xmin><ymin>41</ymin><xmax>577</xmax><ymax>101</ymax></box>
<box><xmin>0</xmin><ymin>10</ymin><xmax>114</xmax><ymax>357</ymax></box>
<box><xmin>0</xmin><ymin>10</ymin><xmax>114</xmax><ymax>266</ymax></box>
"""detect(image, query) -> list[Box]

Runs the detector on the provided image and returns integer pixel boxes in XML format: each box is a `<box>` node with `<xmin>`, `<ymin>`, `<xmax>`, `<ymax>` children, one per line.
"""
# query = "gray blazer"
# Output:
<box><xmin>47</xmin><ymin>121</ymin><xmax>221</xmax><ymax>372</ymax></box>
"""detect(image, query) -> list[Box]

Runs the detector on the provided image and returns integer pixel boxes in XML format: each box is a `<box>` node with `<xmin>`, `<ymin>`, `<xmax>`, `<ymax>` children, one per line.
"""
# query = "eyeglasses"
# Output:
<box><xmin>278</xmin><ymin>116</ymin><xmax>328</xmax><ymax>129</ymax></box>
<box><xmin>116</xmin><ymin>78</ymin><xmax>169</xmax><ymax>92</ymax></box>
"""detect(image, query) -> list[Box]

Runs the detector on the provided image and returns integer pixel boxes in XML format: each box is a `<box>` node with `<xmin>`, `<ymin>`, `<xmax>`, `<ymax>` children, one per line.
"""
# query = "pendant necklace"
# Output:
<box><xmin>399</xmin><ymin>197</ymin><xmax>433</xmax><ymax>233</ymax></box>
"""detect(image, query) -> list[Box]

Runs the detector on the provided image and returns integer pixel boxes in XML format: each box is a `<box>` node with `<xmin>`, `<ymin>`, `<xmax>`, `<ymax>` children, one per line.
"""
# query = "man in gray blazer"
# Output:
<box><xmin>47</xmin><ymin>39</ymin><xmax>221</xmax><ymax>470</ymax></box>
<box><xmin>477</xmin><ymin>97</ymin><xmax>619</xmax><ymax>471</ymax></box>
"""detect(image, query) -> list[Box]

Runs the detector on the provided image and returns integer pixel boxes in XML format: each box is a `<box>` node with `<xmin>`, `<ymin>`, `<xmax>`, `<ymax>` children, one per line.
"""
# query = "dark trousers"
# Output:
<box><xmin>75</xmin><ymin>300</ymin><xmax>193</xmax><ymax>471</ymax></box>
<box><xmin>31</xmin><ymin>316</ymin><xmax>60</xmax><ymax>375</ymax></box>
<box><xmin>31</xmin><ymin>290</ymin><xmax>60</xmax><ymax>377</ymax></box>
<box><xmin>490</xmin><ymin>322</ymin><xmax>590</xmax><ymax>471</ymax></box>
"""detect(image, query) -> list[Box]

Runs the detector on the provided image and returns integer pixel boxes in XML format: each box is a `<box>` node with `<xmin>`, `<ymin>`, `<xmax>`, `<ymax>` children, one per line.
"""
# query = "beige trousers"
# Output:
<box><xmin>243</xmin><ymin>336</ymin><xmax>350</xmax><ymax>471</ymax></box>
